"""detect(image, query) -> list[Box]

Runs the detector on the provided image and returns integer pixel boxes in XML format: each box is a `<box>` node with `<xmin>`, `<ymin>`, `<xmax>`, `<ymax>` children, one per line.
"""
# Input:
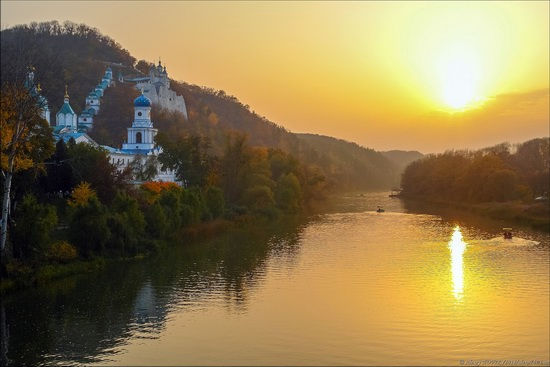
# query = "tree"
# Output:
<box><xmin>66</xmin><ymin>140</ymin><xmax>130</xmax><ymax>203</ymax></box>
<box><xmin>158</xmin><ymin>187</ymin><xmax>182</xmax><ymax>231</ymax></box>
<box><xmin>1</xmin><ymin>82</ymin><xmax>55</xmax><ymax>253</ymax></box>
<box><xmin>68</xmin><ymin>194</ymin><xmax>110</xmax><ymax>257</ymax></box>
<box><xmin>275</xmin><ymin>173</ymin><xmax>302</xmax><ymax>213</ymax></box>
<box><xmin>144</xmin><ymin>202</ymin><xmax>168</xmax><ymax>239</ymax></box>
<box><xmin>204</xmin><ymin>186</ymin><xmax>225</xmax><ymax>219</ymax></box>
<box><xmin>156</xmin><ymin>133</ymin><xmax>212</xmax><ymax>187</ymax></box>
<box><xmin>107</xmin><ymin>191</ymin><xmax>145</xmax><ymax>255</ymax></box>
<box><xmin>135</xmin><ymin>59</ymin><xmax>150</xmax><ymax>75</ymax></box>
<box><xmin>69</xmin><ymin>181</ymin><xmax>95</xmax><ymax>207</ymax></box>
<box><xmin>10</xmin><ymin>194</ymin><xmax>57</xmax><ymax>260</ymax></box>
<box><xmin>128</xmin><ymin>154</ymin><xmax>159</xmax><ymax>182</ymax></box>
<box><xmin>220</xmin><ymin>133</ymin><xmax>249</xmax><ymax>205</ymax></box>
<box><xmin>41</xmin><ymin>139</ymin><xmax>75</xmax><ymax>194</ymax></box>
<box><xmin>241</xmin><ymin>186</ymin><xmax>274</xmax><ymax>211</ymax></box>
<box><xmin>514</xmin><ymin>138</ymin><xmax>550</xmax><ymax>197</ymax></box>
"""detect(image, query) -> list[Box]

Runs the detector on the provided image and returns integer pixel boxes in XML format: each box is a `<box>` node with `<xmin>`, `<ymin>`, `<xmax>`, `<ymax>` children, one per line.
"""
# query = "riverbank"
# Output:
<box><xmin>0</xmin><ymin>215</ymin><xmax>279</xmax><ymax>295</ymax></box>
<box><xmin>0</xmin><ymin>257</ymin><xmax>107</xmax><ymax>294</ymax></box>
<box><xmin>401</xmin><ymin>195</ymin><xmax>549</xmax><ymax>231</ymax></box>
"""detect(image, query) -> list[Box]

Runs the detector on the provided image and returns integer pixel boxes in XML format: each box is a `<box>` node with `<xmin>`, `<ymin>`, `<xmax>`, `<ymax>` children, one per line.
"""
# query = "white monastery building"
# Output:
<box><xmin>101</xmin><ymin>92</ymin><xmax>177</xmax><ymax>183</ymax></box>
<box><xmin>120</xmin><ymin>60</ymin><xmax>188</xmax><ymax>119</ymax></box>
<box><xmin>27</xmin><ymin>65</ymin><xmax>179</xmax><ymax>184</ymax></box>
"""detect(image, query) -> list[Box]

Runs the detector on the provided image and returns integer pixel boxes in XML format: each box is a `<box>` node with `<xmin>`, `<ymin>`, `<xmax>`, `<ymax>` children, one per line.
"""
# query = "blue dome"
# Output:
<box><xmin>134</xmin><ymin>93</ymin><xmax>151</xmax><ymax>107</ymax></box>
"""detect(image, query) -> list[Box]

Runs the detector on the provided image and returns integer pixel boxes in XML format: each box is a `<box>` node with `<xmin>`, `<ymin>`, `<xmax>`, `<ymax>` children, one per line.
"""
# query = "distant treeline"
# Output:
<box><xmin>401</xmin><ymin>138</ymin><xmax>549</xmax><ymax>203</ymax></box>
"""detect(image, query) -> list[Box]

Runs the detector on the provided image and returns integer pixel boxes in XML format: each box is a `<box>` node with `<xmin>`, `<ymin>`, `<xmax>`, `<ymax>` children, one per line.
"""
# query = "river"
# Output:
<box><xmin>1</xmin><ymin>192</ymin><xmax>548</xmax><ymax>366</ymax></box>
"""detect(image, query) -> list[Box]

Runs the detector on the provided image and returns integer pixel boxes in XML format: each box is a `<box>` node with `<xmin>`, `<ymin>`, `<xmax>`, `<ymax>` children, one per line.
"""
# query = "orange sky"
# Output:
<box><xmin>1</xmin><ymin>1</ymin><xmax>548</xmax><ymax>153</ymax></box>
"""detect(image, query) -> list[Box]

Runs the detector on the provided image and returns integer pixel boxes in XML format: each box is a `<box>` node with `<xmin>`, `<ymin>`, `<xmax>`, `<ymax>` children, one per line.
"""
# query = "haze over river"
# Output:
<box><xmin>1</xmin><ymin>193</ymin><xmax>548</xmax><ymax>366</ymax></box>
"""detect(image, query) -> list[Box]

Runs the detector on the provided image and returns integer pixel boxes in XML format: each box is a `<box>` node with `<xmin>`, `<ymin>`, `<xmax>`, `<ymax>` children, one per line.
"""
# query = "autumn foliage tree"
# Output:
<box><xmin>400</xmin><ymin>139</ymin><xmax>549</xmax><ymax>204</ymax></box>
<box><xmin>1</xmin><ymin>82</ymin><xmax>55</xmax><ymax>253</ymax></box>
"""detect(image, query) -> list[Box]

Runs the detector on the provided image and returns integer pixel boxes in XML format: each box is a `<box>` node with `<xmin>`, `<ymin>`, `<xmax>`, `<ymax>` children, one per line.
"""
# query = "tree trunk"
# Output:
<box><xmin>0</xmin><ymin>170</ymin><xmax>13</xmax><ymax>253</ymax></box>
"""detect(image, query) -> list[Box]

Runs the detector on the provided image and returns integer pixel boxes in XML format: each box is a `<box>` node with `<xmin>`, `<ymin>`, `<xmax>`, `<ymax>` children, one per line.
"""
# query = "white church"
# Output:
<box><xmin>27</xmin><ymin>66</ymin><xmax>180</xmax><ymax>184</ymax></box>
<box><xmin>101</xmin><ymin>92</ymin><xmax>178</xmax><ymax>183</ymax></box>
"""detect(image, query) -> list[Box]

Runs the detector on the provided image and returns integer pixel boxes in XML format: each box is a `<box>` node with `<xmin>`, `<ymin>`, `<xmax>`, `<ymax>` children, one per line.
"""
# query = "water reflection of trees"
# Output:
<box><xmin>1</xmin><ymin>217</ymin><xmax>306</xmax><ymax>366</ymax></box>
<box><xmin>402</xmin><ymin>197</ymin><xmax>511</xmax><ymax>234</ymax></box>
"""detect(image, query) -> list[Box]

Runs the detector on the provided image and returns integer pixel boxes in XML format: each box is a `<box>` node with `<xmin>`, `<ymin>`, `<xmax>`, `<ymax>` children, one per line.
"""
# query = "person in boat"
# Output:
<box><xmin>503</xmin><ymin>228</ymin><xmax>513</xmax><ymax>239</ymax></box>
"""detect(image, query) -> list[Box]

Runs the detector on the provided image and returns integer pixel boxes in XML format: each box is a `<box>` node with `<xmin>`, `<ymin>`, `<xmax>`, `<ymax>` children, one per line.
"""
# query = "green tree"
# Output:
<box><xmin>241</xmin><ymin>185</ymin><xmax>275</xmax><ymax>212</ymax></box>
<box><xmin>41</xmin><ymin>139</ymin><xmax>75</xmax><ymax>194</ymax></box>
<box><xmin>68</xmin><ymin>195</ymin><xmax>110</xmax><ymax>256</ymax></box>
<box><xmin>158</xmin><ymin>187</ymin><xmax>182</xmax><ymax>231</ymax></box>
<box><xmin>10</xmin><ymin>194</ymin><xmax>57</xmax><ymax>260</ymax></box>
<box><xmin>180</xmin><ymin>187</ymin><xmax>204</xmax><ymax>225</ymax></box>
<box><xmin>128</xmin><ymin>154</ymin><xmax>159</xmax><ymax>182</ymax></box>
<box><xmin>144</xmin><ymin>201</ymin><xmax>168</xmax><ymax>238</ymax></box>
<box><xmin>107</xmin><ymin>191</ymin><xmax>145</xmax><ymax>255</ymax></box>
<box><xmin>66</xmin><ymin>140</ymin><xmax>130</xmax><ymax>203</ymax></box>
<box><xmin>204</xmin><ymin>186</ymin><xmax>225</xmax><ymax>219</ymax></box>
<box><xmin>156</xmin><ymin>133</ymin><xmax>212</xmax><ymax>187</ymax></box>
<box><xmin>220</xmin><ymin>133</ymin><xmax>249</xmax><ymax>205</ymax></box>
<box><xmin>275</xmin><ymin>173</ymin><xmax>302</xmax><ymax>213</ymax></box>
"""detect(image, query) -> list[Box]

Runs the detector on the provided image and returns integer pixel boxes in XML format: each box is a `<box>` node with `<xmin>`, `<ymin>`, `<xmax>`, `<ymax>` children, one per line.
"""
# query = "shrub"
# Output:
<box><xmin>47</xmin><ymin>241</ymin><xmax>78</xmax><ymax>263</ymax></box>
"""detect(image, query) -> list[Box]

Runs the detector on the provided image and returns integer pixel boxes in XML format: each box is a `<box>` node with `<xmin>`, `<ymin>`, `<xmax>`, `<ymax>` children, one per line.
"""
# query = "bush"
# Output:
<box><xmin>47</xmin><ymin>241</ymin><xmax>78</xmax><ymax>263</ymax></box>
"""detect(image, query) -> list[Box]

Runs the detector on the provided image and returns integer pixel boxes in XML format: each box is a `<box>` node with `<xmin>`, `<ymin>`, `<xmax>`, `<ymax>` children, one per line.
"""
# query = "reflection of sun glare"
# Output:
<box><xmin>449</xmin><ymin>226</ymin><xmax>467</xmax><ymax>301</ymax></box>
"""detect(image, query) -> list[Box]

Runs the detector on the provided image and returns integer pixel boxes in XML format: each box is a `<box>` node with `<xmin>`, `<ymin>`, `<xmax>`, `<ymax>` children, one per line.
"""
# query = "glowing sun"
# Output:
<box><xmin>437</xmin><ymin>47</ymin><xmax>483</xmax><ymax>111</ymax></box>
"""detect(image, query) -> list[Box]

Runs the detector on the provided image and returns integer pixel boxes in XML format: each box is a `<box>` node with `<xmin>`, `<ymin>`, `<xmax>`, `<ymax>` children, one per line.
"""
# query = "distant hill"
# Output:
<box><xmin>1</xmin><ymin>20</ymin><xmax>402</xmax><ymax>192</ymax></box>
<box><xmin>297</xmin><ymin>134</ymin><xmax>400</xmax><ymax>191</ymax></box>
<box><xmin>381</xmin><ymin>150</ymin><xmax>424</xmax><ymax>171</ymax></box>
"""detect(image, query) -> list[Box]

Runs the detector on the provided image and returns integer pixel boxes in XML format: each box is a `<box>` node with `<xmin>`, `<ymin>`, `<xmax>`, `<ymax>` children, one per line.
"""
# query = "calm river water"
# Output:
<box><xmin>1</xmin><ymin>193</ymin><xmax>549</xmax><ymax>366</ymax></box>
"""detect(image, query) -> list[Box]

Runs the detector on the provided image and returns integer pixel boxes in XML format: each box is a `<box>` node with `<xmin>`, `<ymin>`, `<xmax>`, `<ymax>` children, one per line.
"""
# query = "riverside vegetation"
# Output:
<box><xmin>400</xmin><ymin>139</ymin><xmax>550</xmax><ymax>230</ymax></box>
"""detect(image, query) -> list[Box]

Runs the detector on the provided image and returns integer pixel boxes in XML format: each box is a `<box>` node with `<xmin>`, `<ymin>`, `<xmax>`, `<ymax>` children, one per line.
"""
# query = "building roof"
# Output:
<box><xmin>54</xmin><ymin>132</ymin><xmax>97</xmax><ymax>146</ymax></box>
<box><xmin>134</xmin><ymin>93</ymin><xmax>152</xmax><ymax>107</ymax></box>
<box><xmin>80</xmin><ymin>109</ymin><xmax>92</xmax><ymax>117</ymax></box>
<box><xmin>57</xmin><ymin>101</ymin><xmax>76</xmax><ymax>115</ymax></box>
<box><xmin>102</xmin><ymin>145</ymin><xmax>155</xmax><ymax>156</ymax></box>
<box><xmin>125</xmin><ymin>77</ymin><xmax>151</xmax><ymax>82</ymax></box>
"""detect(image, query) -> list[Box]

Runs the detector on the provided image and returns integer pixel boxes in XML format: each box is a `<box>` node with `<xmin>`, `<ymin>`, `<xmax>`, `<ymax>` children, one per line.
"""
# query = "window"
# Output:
<box><xmin>136</xmin><ymin>132</ymin><xmax>142</xmax><ymax>144</ymax></box>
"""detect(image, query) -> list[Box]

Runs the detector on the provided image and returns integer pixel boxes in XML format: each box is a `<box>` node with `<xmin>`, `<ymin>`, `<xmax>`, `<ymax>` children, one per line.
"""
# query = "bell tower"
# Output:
<box><xmin>123</xmin><ymin>92</ymin><xmax>158</xmax><ymax>151</ymax></box>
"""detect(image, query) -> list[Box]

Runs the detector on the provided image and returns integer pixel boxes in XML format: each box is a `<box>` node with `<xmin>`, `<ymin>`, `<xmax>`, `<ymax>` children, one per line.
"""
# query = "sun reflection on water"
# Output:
<box><xmin>449</xmin><ymin>226</ymin><xmax>467</xmax><ymax>302</ymax></box>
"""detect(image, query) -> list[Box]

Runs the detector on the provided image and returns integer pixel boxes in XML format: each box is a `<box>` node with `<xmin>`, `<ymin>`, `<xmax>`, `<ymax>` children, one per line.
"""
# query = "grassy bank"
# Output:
<box><xmin>403</xmin><ymin>195</ymin><xmax>549</xmax><ymax>231</ymax></box>
<box><xmin>0</xmin><ymin>257</ymin><xmax>107</xmax><ymax>294</ymax></box>
<box><xmin>468</xmin><ymin>201</ymin><xmax>549</xmax><ymax>231</ymax></box>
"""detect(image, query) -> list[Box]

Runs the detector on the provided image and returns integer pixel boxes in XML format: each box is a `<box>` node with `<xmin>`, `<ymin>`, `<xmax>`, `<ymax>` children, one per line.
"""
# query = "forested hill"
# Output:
<box><xmin>1</xmin><ymin>20</ymin><xmax>401</xmax><ymax>191</ymax></box>
<box><xmin>381</xmin><ymin>150</ymin><xmax>424</xmax><ymax>171</ymax></box>
<box><xmin>0</xmin><ymin>21</ymin><xmax>135</xmax><ymax>114</ymax></box>
<box><xmin>297</xmin><ymin>134</ymin><xmax>401</xmax><ymax>190</ymax></box>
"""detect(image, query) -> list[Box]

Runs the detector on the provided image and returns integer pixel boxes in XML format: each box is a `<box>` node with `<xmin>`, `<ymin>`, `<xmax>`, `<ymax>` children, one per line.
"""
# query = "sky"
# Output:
<box><xmin>1</xmin><ymin>1</ymin><xmax>549</xmax><ymax>153</ymax></box>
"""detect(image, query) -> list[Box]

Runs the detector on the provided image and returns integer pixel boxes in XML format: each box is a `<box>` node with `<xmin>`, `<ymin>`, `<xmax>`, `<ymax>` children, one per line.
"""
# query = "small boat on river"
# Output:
<box><xmin>389</xmin><ymin>188</ymin><xmax>402</xmax><ymax>197</ymax></box>
<box><xmin>376</xmin><ymin>206</ymin><xmax>385</xmax><ymax>213</ymax></box>
<box><xmin>503</xmin><ymin>228</ymin><xmax>513</xmax><ymax>239</ymax></box>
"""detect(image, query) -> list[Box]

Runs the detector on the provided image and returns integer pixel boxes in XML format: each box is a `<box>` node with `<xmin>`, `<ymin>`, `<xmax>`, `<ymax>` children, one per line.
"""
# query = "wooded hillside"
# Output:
<box><xmin>1</xmin><ymin>20</ymin><xmax>404</xmax><ymax>192</ymax></box>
